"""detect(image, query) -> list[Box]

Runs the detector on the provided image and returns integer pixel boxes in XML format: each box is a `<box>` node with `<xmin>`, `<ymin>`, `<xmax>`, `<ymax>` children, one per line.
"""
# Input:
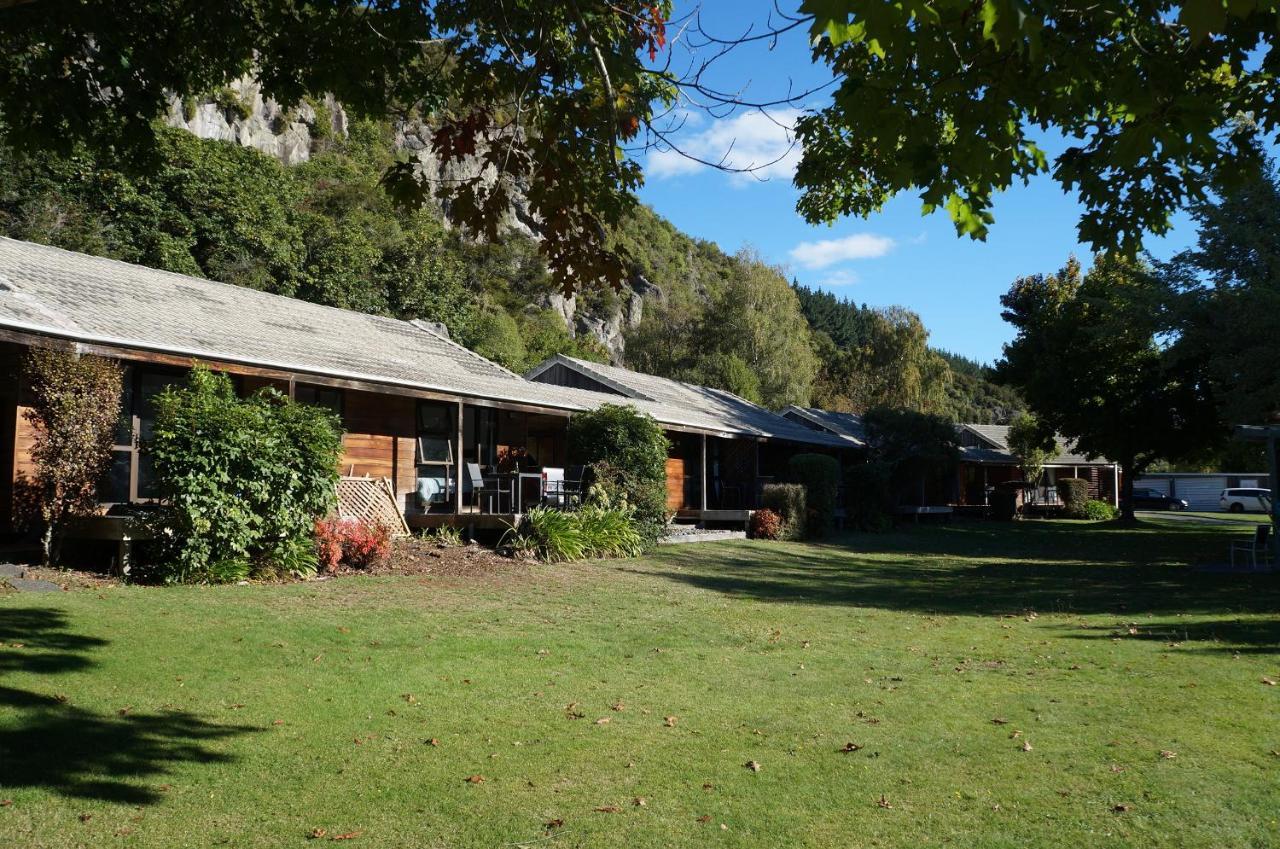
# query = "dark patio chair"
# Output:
<box><xmin>467</xmin><ymin>463</ymin><xmax>506</xmax><ymax>514</ymax></box>
<box><xmin>1230</xmin><ymin>523</ymin><xmax>1274</xmax><ymax>571</ymax></box>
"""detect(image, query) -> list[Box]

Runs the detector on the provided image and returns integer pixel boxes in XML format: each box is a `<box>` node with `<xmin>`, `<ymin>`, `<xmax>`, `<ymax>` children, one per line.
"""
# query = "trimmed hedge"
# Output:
<box><xmin>1056</xmin><ymin>477</ymin><xmax>1090</xmax><ymax>518</ymax></box>
<box><xmin>788</xmin><ymin>453</ymin><xmax>841</xmax><ymax>537</ymax></box>
<box><xmin>761</xmin><ymin>483</ymin><xmax>806</xmax><ymax>540</ymax></box>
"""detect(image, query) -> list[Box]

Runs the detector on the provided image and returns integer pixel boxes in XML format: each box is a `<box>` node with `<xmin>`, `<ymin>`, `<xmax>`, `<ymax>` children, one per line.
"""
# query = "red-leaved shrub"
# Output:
<box><xmin>314</xmin><ymin>517</ymin><xmax>391</xmax><ymax>571</ymax></box>
<box><xmin>750</xmin><ymin>508</ymin><xmax>784</xmax><ymax>540</ymax></box>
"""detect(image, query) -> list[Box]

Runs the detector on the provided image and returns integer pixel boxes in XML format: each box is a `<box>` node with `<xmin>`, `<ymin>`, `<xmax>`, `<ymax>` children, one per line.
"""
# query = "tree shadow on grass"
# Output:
<box><xmin>0</xmin><ymin>606</ymin><xmax>258</xmax><ymax>805</ymax></box>
<box><xmin>1062</xmin><ymin>619</ymin><xmax>1280</xmax><ymax>655</ymax></box>
<box><xmin>638</xmin><ymin>522</ymin><xmax>1280</xmax><ymax>619</ymax></box>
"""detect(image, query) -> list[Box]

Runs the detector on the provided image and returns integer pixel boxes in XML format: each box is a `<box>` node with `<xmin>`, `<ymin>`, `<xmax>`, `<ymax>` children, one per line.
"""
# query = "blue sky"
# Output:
<box><xmin>632</xmin><ymin>2</ymin><xmax>1198</xmax><ymax>365</ymax></box>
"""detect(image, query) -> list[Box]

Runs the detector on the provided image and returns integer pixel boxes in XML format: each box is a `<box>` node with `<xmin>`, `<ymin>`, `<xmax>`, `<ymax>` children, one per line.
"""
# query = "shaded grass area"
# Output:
<box><xmin>1</xmin><ymin>519</ymin><xmax>1278</xmax><ymax>848</ymax></box>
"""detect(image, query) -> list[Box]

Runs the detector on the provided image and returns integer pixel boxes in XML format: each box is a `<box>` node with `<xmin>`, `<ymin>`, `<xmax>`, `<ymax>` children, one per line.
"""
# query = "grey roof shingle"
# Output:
<box><xmin>0</xmin><ymin>238</ymin><xmax>849</xmax><ymax>446</ymax></box>
<box><xmin>782</xmin><ymin>406</ymin><xmax>866</xmax><ymax>446</ymax></box>
<box><xmin>956</xmin><ymin>423</ymin><xmax>1110</xmax><ymax>466</ymax></box>
<box><xmin>526</xmin><ymin>355</ymin><xmax>858</xmax><ymax>447</ymax></box>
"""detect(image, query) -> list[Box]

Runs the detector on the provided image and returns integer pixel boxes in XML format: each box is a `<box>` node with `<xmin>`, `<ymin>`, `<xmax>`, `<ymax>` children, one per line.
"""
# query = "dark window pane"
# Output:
<box><xmin>99</xmin><ymin>451</ymin><xmax>132</xmax><ymax>503</ymax></box>
<box><xmin>296</xmin><ymin>385</ymin><xmax>343</xmax><ymax>417</ymax></box>
<box><xmin>136</xmin><ymin>451</ymin><xmax>160</xmax><ymax>500</ymax></box>
<box><xmin>417</xmin><ymin>402</ymin><xmax>451</xmax><ymax>434</ymax></box>
<box><xmin>137</xmin><ymin>372</ymin><xmax>177</xmax><ymax>442</ymax></box>
<box><xmin>113</xmin><ymin>369</ymin><xmax>134</xmax><ymax>445</ymax></box>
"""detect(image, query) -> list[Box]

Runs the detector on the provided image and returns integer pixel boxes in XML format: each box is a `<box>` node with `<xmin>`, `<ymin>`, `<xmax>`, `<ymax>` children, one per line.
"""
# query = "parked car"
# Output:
<box><xmin>1220</xmin><ymin>488</ymin><xmax>1272</xmax><ymax>513</ymax></box>
<box><xmin>1128</xmin><ymin>488</ymin><xmax>1188</xmax><ymax>511</ymax></box>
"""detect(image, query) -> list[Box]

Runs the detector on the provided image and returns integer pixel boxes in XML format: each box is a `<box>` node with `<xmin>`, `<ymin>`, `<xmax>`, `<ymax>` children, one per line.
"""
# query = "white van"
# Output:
<box><xmin>1220</xmin><ymin>488</ymin><xmax>1271</xmax><ymax>513</ymax></box>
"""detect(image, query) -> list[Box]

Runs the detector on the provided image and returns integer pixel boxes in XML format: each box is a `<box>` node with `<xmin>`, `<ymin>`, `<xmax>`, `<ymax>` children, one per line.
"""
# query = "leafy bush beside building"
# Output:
<box><xmin>144</xmin><ymin>367</ymin><xmax>343</xmax><ymax>583</ymax></box>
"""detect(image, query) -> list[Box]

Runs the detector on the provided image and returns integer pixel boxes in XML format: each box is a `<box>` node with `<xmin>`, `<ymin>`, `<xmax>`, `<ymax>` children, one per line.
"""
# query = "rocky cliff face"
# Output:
<box><xmin>166</xmin><ymin>80</ymin><xmax>654</xmax><ymax>362</ymax></box>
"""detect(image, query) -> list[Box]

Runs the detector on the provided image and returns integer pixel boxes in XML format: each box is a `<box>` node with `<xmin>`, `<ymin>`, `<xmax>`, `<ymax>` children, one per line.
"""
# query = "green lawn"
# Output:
<box><xmin>2</xmin><ymin>519</ymin><xmax>1279</xmax><ymax>848</ymax></box>
<box><xmin>1175</xmin><ymin>510</ymin><xmax>1272</xmax><ymax>523</ymax></box>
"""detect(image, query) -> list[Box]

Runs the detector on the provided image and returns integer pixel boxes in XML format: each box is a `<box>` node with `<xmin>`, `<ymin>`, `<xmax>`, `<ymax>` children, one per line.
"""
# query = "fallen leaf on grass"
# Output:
<box><xmin>876</xmin><ymin>795</ymin><xmax>893</xmax><ymax>809</ymax></box>
<box><xmin>744</xmin><ymin>760</ymin><xmax>761</xmax><ymax>773</ymax></box>
<box><xmin>0</xmin><ymin>799</ymin><xmax>10</xmax><ymax>807</ymax></box>
<box><xmin>272</xmin><ymin>719</ymin><xmax>284</xmax><ymax>726</ymax></box>
<box><xmin>594</xmin><ymin>806</ymin><xmax>621</xmax><ymax>813</ymax></box>
<box><xmin>1112</xmin><ymin>803</ymin><xmax>1132</xmax><ymax>813</ymax></box>
<box><xmin>1020</xmin><ymin>740</ymin><xmax>1033</xmax><ymax>752</ymax></box>
<box><xmin>1262</xmin><ymin>677</ymin><xmax>1277</xmax><ymax>686</ymax></box>
<box><xmin>331</xmin><ymin>832</ymin><xmax>361</xmax><ymax>841</ymax></box>
<box><xmin>633</xmin><ymin>797</ymin><xmax>646</xmax><ymax>807</ymax></box>
<box><xmin>594</xmin><ymin>717</ymin><xmax>610</xmax><ymax>725</ymax></box>
<box><xmin>564</xmin><ymin>703</ymin><xmax>585</xmax><ymax>720</ymax></box>
<box><xmin>78</xmin><ymin>813</ymin><xmax>92</xmax><ymax>822</ymax></box>
<box><xmin>465</xmin><ymin>775</ymin><xmax>485</xmax><ymax>784</ymax></box>
<box><xmin>664</xmin><ymin>716</ymin><xmax>677</xmax><ymax>727</ymax></box>
<box><xmin>426</xmin><ymin>738</ymin><xmax>439</xmax><ymax>747</ymax></box>
<box><xmin>544</xmin><ymin>818</ymin><xmax>564</xmax><ymax>830</ymax></box>
<box><xmin>1159</xmin><ymin>750</ymin><xmax>1177</xmax><ymax>759</ymax></box>
<box><xmin>1110</xmin><ymin>764</ymin><xmax>1125</xmax><ymax>773</ymax></box>
<box><xmin>401</xmin><ymin>693</ymin><xmax>417</xmax><ymax>704</ymax></box>
<box><xmin>114</xmin><ymin>827</ymin><xmax>132</xmax><ymax>837</ymax></box>
<box><xmin>610</xmin><ymin>701</ymin><xmax>625</xmax><ymax>712</ymax></box>
<box><xmin>840</xmin><ymin>742</ymin><xmax>863</xmax><ymax>753</ymax></box>
<box><xmin>308</xmin><ymin>829</ymin><xmax>327</xmax><ymax>840</ymax></box>
<box><xmin>702</xmin><ymin>783</ymin><xmax>714</xmax><ymax>791</ymax></box>
<box><xmin>697</xmin><ymin>815</ymin><xmax>712</xmax><ymax>823</ymax></box>
<box><xmin>991</xmin><ymin>718</ymin><xmax>1008</xmax><ymax>725</ymax></box>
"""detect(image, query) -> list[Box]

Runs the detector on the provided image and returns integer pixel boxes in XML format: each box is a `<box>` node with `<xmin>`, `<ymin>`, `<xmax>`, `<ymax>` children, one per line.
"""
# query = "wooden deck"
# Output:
<box><xmin>408</xmin><ymin>512</ymin><xmax>520</xmax><ymax>531</ymax></box>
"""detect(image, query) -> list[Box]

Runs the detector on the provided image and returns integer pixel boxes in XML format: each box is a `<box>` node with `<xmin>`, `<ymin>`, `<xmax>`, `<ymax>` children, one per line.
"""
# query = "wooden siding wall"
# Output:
<box><xmin>339</xmin><ymin>390</ymin><xmax>417</xmax><ymax>510</ymax></box>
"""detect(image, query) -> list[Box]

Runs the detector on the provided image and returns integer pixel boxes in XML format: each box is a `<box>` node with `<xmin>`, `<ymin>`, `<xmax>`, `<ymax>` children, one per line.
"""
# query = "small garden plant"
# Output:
<box><xmin>315</xmin><ymin>517</ymin><xmax>392</xmax><ymax>571</ymax></box>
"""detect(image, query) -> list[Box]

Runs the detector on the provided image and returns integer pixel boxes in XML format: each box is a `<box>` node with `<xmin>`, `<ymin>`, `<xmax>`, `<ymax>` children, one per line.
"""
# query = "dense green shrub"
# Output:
<box><xmin>507</xmin><ymin>505</ymin><xmax>641</xmax><ymax>562</ymax></box>
<box><xmin>787</xmin><ymin>453</ymin><xmax>841</xmax><ymax>537</ymax></box>
<box><xmin>569</xmin><ymin>404</ymin><xmax>669</xmax><ymax>548</ymax></box>
<box><xmin>1056</xmin><ymin>477</ymin><xmax>1090</xmax><ymax>518</ymax></box>
<box><xmin>842</xmin><ymin>460</ymin><xmax>894</xmax><ymax>531</ymax></box>
<box><xmin>145</xmin><ymin>367</ymin><xmax>343</xmax><ymax>583</ymax></box>
<box><xmin>1082</xmin><ymin>499</ymin><xmax>1118</xmax><ymax>521</ymax></box>
<box><xmin>761</xmin><ymin>483</ymin><xmax>806</xmax><ymax>540</ymax></box>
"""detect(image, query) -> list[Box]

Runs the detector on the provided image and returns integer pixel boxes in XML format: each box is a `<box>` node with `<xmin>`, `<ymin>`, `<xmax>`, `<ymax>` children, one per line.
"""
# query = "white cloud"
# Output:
<box><xmin>788</xmin><ymin>233</ymin><xmax>896</xmax><ymax>269</ymax></box>
<box><xmin>646</xmin><ymin>109</ymin><xmax>802</xmax><ymax>183</ymax></box>
<box><xmin>816</xmin><ymin>269</ymin><xmax>861</xmax><ymax>287</ymax></box>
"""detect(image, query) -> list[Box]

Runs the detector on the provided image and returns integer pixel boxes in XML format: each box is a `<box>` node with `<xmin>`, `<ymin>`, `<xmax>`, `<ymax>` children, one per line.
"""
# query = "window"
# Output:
<box><xmin>100</xmin><ymin>366</ymin><xmax>183</xmax><ymax>504</ymax></box>
<box><xmin>294</xmin><ymin>384</ymin><xmax>344</xmax><ymax>418</ymax></box>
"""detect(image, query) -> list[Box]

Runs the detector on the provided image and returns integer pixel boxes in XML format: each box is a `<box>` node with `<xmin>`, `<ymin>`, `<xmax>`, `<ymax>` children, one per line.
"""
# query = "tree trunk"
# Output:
<box><xmin>40</xmin><ymin>520</ymin><xmax>54</xmax><ymax>567</ymax></box>
<box><xmin>1118</xmin><ymin>459</ymin><xmax>1137</xmax><ymax>523</ymax></box>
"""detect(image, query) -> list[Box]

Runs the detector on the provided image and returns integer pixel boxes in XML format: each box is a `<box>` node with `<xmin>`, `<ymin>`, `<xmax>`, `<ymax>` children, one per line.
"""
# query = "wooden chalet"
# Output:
<box><xmin>0</xmin><ymin>238</ymin><xmax>853</xmax><ymax>542</ymax></box>
<box><xmin>783</xmin><ymin>407</ymin><xmax>1119</xmax><ymax>509</ymax></box>
<box><xmin>526</xmin><ymin>356</ymin><xmax>857</xmax><ymax>523</ymax></box>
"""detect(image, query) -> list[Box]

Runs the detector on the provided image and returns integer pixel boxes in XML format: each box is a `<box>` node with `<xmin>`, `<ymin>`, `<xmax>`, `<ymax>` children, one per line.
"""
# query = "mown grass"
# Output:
<box><xmin>2</xmin><ymin>519</ymin><xmax>1278</xmax><ymax>848</ymax></box>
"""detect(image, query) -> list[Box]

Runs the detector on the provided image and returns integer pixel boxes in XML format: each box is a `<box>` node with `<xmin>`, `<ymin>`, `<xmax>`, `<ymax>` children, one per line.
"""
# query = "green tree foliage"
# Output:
<box><xmin>1159</xmin><ymin>159</ymin><xmax>1280</xmax><ymax>427</ymax></box>
<box><xmin>0</xmin><ymin>126</ymin><xmax>479</xmax><ymax>336</ymax></box>
<box><xmin>861</xmin><ymin>406</ymin><xmax>960</xmax><ymax>507</ymax></box>
<box><xmin>467</xmin><ymin>307</ymin><xmax>527</xmax><ymax>373</ymax></box>
<box><xmin>0</xmin><ymin>0</ymin><xmax>675</xmax><ymax>294</ymax></box>
<box><xmin>996</xmin><ymin>255</ymin><xmax>1223</xmax><ymax>521</ymax></box>
<box><xmin>147</xmin><ymin>367</ymin><xmax>343</xmax><ymax>583</ymax></box>
<box><xmin>567</xmin><ymin>404</ymin><xmax>669</xmax><ymax>548</ymax></box>
<box><xmin>1006</xmin><ymin>412</ymin><xmax>1059</xmax><ymax>488</ymax></box>
<box><xmin>20</xmin><ymin>350</ymin><xmax>123</xmax><ymax>565</ymax></box>
<box><xmin>798</xmin><ymin>287</ymin><xmax>951</xmax><ymax>415</ymax></box>
<box><xmin>796</xmin><ymin>2</ymin><xmax>1277</xmax><ymax>254</ymax></box>
<box><xmin>627</xmin><ymin>250</ymin><xmax>818</xmax><ymax>409</ymax></box>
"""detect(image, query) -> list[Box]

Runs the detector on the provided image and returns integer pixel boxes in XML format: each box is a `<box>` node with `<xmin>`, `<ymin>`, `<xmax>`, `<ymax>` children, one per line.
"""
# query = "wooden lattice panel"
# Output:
<box><xmin>336</xmin><ymin>476</ymin><xmax>410</xmax><ymax>536</ymax></box>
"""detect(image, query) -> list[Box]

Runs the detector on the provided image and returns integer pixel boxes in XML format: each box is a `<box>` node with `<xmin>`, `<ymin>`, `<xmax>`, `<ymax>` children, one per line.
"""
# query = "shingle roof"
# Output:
<box><xmin>525</xmin><ymin>355</ymin><xmax>857</xmax><ymax>447</ymax></box>
<box><xmin>782</xmin><ymin>406</ymin><xmax>866</xmax><ymax>446</ymax></box>
<box><xmin>0</xmin><ymin>238</ymin><xmax>849</xmax><ymax>446</ymax></box>
<box><xmin>956</xmin><ymin>423</ymin><xmax>1109</xmax><ymax>466</ymax></box>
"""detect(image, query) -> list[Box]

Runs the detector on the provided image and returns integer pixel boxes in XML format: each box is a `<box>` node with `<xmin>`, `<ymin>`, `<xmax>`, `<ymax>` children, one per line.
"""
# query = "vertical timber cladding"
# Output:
<box><xmin>339</xmin><ymin>389</ymin><xmax>416</xmax><ymax>511</ymax></box>
<box><xmin>0</xmin><ymin>343</ymin><xmax>24</xmax><ymax>529</ymax></box>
